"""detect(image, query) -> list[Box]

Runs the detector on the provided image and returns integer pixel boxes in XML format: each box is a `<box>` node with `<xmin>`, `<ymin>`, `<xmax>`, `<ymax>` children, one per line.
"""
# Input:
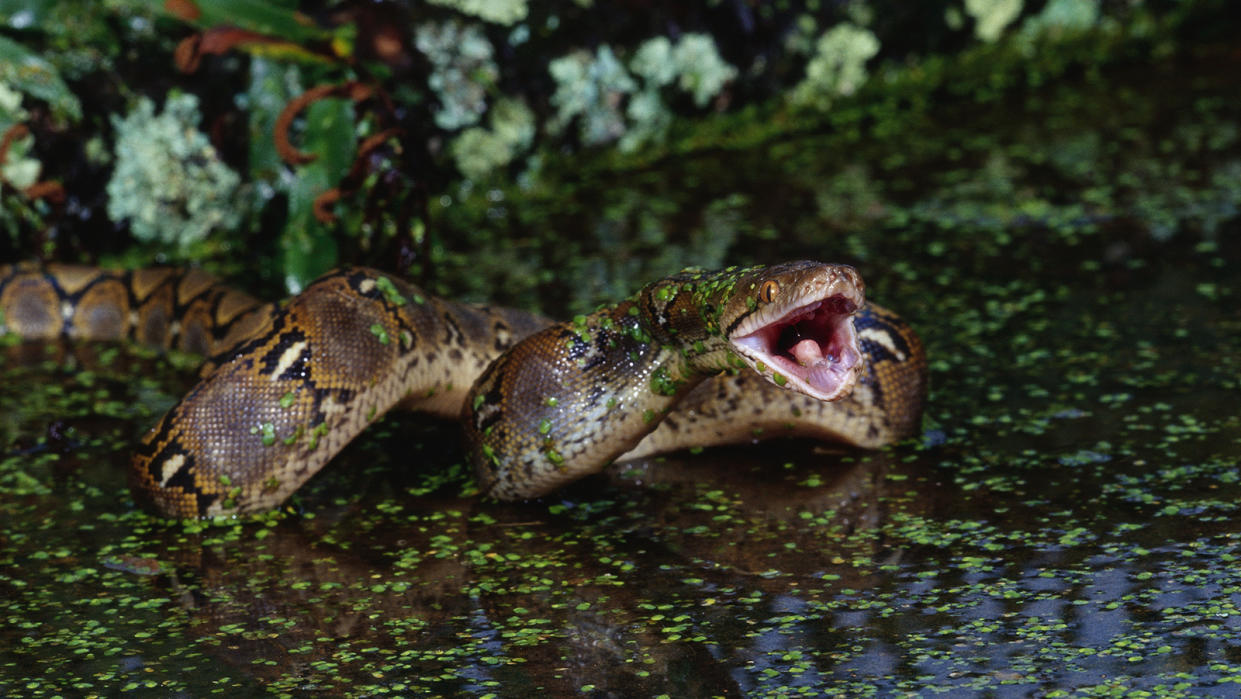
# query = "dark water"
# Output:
<box><xmin>3</xmin><ymin>66</ymin><xmax>1241</xmax><ymax>696</ymax></box>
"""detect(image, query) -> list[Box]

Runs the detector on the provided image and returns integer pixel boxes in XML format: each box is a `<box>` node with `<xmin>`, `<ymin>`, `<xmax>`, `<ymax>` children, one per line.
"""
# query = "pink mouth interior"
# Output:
<box><xmin>732</xmin><ymin>295</ymin><xmax>861</xmax><ymax>399</ymax></box>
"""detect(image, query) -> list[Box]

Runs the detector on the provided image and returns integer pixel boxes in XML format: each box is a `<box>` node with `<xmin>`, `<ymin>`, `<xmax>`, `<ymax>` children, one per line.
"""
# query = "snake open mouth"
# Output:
<box><xmin>730</xmin><ymin>294</ymin><xmax>862</xmax><ymax>401</ymax></box>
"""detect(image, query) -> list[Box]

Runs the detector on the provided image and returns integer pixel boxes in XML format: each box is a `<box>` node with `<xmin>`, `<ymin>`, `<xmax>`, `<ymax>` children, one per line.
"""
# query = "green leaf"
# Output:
<box><xmin>0</xmin><ymin>34</ymin><xmax>81</xmax><ymax>121</ymax></box>
<box><xmin>246</xmin><ymin>57</ymin><xmax>297</xmax><ymax>183</ymax></box>
<box><xmin>164</xmin><ymin>0</ymin><xmax>328</xmax><ymax>44</ymax></box>
<box><xmin>280</xmin><ymin>95</ymin><xmax>356</xmax><ymax>291</ymax></box>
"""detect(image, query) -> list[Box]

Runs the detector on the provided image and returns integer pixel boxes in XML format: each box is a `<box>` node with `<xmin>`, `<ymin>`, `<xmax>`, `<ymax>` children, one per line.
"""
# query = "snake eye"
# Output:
<box><xmin>759</xmin><ymin>280</ymin><xmax>780</xmax><ymax>304</ymax></box>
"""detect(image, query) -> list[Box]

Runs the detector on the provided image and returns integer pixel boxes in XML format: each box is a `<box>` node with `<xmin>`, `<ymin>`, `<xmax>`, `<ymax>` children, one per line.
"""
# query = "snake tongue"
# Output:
<box><xmin>791</xmin><ymin>338</ymin><xmax>827</xmax><ymax>366</ymax></box>
<box><xmin>731</xmin><ymin>295</ymin><xmax>863</xmax><ymax>401</ymax></box>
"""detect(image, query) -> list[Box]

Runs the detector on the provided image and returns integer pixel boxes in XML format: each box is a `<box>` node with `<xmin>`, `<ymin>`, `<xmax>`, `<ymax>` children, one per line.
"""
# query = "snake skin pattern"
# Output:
<box><xmin>0</xmin><ymin>262</ymin><xmax>927</xmax><ymax>518</ymax></box>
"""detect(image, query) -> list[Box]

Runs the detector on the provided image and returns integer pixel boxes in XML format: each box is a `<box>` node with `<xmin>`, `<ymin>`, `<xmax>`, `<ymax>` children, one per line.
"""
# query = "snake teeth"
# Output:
<box><xmin>730</xmin><ymin>294</ymin><xmax>863</xmax><ymax>401</ymax></box>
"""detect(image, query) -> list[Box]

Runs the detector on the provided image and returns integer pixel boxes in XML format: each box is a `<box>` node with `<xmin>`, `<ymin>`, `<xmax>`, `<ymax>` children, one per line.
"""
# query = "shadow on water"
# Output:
<box><xmin>3</xmin><ymin>59</ymin><xmax>1241</xmax><ymax>697</ymax></box>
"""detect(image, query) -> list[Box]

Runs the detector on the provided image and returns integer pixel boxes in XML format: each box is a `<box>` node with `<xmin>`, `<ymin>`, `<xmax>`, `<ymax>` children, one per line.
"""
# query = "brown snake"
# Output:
<box><xmin>0</xmin><ymin>262</ymin><xmax>926</xmax><ymax>518</ymax></box>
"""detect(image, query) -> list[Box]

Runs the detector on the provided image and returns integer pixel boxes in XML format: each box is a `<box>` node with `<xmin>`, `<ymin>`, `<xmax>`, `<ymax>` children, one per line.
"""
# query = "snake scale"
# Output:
<box><xmin>0</xmin><ymin>261</ymin><xmax>926</xmax><ymax>518</ymax></box>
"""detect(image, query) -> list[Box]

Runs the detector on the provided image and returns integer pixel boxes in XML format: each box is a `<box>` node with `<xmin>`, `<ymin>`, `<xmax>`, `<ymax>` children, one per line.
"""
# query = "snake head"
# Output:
<box><xmin>728</xmin><ymin>262</ymin><xmax>865</xmax><ymax>401</ymax></box>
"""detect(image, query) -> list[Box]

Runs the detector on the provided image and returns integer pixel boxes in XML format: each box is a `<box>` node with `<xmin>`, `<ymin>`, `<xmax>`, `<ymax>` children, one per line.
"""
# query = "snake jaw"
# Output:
<box><xmin>730</xmin><ymin>292</ymin><xmax>864</xmax><ymax>401</ymax></box>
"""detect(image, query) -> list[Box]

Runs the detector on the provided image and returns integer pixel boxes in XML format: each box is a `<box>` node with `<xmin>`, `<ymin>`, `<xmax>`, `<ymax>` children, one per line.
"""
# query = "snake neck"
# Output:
<box><xmin>463</xmin><ymin>297</ymin><xmax>695</xmax><ymax>501</ymax></box>
<box><xmin>466</xmin><ymin>261</ymin><xmax>867</xmax><ymax>501</ymax></box>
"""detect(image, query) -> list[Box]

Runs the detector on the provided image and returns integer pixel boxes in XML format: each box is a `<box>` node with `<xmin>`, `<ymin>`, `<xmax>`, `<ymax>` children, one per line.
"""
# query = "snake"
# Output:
<box><xmin>0</xmin><ymin>261</ymin><xmax>926</xmax><ymax>518</ymax></box>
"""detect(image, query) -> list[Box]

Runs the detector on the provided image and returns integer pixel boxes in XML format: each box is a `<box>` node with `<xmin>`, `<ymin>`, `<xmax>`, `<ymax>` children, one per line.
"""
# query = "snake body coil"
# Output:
<box><xmin>0</xmin><ymin>262</ymin><xmax>926</xmax><ymax>518</ymax></box>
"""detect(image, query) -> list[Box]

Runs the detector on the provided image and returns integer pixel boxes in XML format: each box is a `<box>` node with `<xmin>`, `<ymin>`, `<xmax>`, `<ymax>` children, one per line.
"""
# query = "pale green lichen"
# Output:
<box><xmin>945</xmin><ymin>6</ymin><xmax>966</xmax><ymax>31</ymax></box>
<box><xmin>106</xmin><ymin>93</ymin><xmax>241</xmax><ymax>249</ymax></box>
<box><xmin>791</xmin><ymin>23</ymin><xmax>880</xmax><ymax>111</ymax></box>
<box><xmin>0</xmin><ymin>83</ymin><xmax>25</xmax><ymax>126</ymax></box>
<box><xmin>844</xmin><ymin>0</ymin><xmax>875</xmax><ymax>27</ymax></box>
<box><xmin>629</xmin><ymin>36</ymin><xmax>677</xmax><ymax>87</ymax></box>
<box><xmin>666</xmin><ymin>34</ymin><xmax>737</xmax><ymax>108</ymax></box>
<box><xmin>425</xmin><ymin>0</ymin><xmax>527</xmax><ymax>26</ymax></box>
<box><xmin>414</xmin><ymin>22</ymin><xmax>498</xmax><ymax>130</ymax></box>
<box><xmin>620</xmin><ymin>88</ymin><xmax>671</xmax><ymax>153</ymax></box>
<box><xmin>0</xmin><ymin>83</ymin><xmax>40</xmax><ymax>189</ymax></box>
<box><xmin>622</xmin><ymin>37</ymin><xmax>675</xmax><ymax>152</ymax></box>
<box><xmin>451</xmin><ymin>97</ymin><xmax>535</xmax><ymax>180</ymax></box>
<box><xmin>549</xmin><ymin>45</ymin><xmax>636</xmax><ymax>145</ymax></box>
<box><xmin>965</xmin><ymin>0</ymin><xmax>1024</xmax><ymax>42</ymax></box>
<box><xmin>629</xmin><ymin>34</ymin><xmax>736</xmax><ymax>108</ymax></box>
<box><xmin>550</xmin><ymin>33</ymin><xmax>738</xmax><ymax>152</ymax></box>
<box><xmin>1018</xmin><ymin>0</ymin><xmax>1100</xmax><ymax>41</ymax></box>
<box><xmin>784</xmin><ymin>15</ymin><xmax>822</xmax><ymax>56</ymax></box>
